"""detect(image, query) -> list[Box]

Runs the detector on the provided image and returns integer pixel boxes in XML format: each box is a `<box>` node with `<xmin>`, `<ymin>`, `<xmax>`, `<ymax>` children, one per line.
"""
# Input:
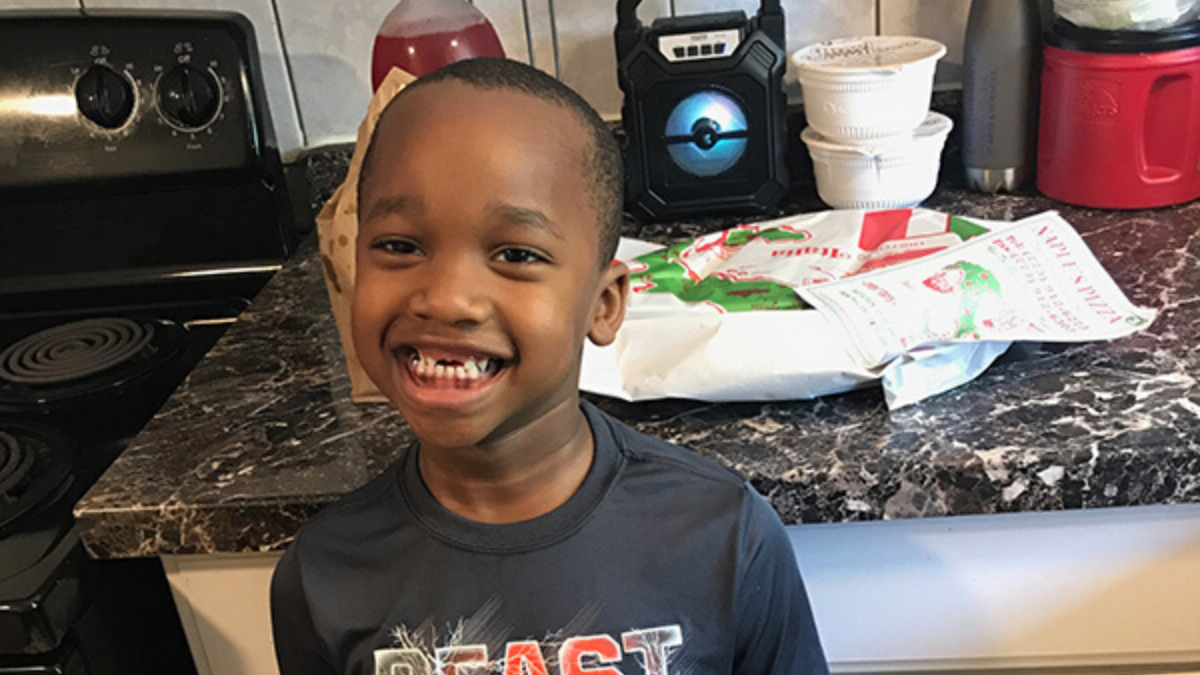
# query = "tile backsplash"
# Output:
<box><xmin>13</xmin><ymin>0</ymin><xmax>973</xmax><ymax>158</ymax></box>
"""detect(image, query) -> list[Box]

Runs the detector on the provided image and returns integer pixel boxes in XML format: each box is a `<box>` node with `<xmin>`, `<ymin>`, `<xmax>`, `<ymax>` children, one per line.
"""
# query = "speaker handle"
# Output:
<box><xmin>757</xmin><ymin>0</ymin><xmax>786</xmax><ymax>49</ymax></box>
<box><xmin>616</xmin><ymin>0</ymin><xmax>641</xmax><ymax>30</ymax></box>
<box><xmin>615</xmin><ymin>0</ymin><xmax>643</xmax><ymax>61</ymax></box>
<box><xmin>758</xmin><ymin>0</ymin><xmax>783</xmax><ymax>17</ymax></box>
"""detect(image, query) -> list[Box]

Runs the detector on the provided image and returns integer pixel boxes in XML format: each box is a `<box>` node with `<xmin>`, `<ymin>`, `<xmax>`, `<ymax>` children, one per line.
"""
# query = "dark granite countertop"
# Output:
<box><xmin>75</xmin><ymin>118</ymin><xmax>1200</xmax><ymax>558</ymax></box>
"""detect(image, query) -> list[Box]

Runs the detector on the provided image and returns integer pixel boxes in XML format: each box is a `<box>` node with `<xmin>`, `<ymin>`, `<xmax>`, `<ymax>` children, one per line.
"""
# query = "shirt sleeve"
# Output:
<box><xmin>732</xmin><ymin>487</ymin><xmax>830</xmax><ymax>675</ymax></box>
<box><xmin>271</xmin><ymin>545</ymin><xmax>339</xmax><ymax>675</ymax></box>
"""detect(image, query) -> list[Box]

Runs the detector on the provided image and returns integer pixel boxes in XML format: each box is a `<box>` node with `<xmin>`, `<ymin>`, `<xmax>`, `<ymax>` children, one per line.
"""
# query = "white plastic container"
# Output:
<box><xmin>791</xmin><ymin>36</ymin><xmax>946</xmax><ymax>143</ymax></box>
<box><xmin>802</xmin><ymin>112</ymin><xmax>953</xmax><ymax>209</ymax></box>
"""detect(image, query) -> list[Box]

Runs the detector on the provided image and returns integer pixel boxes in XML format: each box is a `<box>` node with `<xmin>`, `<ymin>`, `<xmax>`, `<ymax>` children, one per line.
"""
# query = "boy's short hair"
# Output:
<box><xmin>358</xmin><ymin>58</ymin><xmax>624</xmax><ymax>266</ymax></box>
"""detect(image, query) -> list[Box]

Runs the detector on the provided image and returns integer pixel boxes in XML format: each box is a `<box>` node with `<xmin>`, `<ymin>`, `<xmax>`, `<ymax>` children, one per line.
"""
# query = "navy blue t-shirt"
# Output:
<box><xmin>271</xmin><ymin>401</ymin><xmax>828</xmax><ymax>675</ymax></box>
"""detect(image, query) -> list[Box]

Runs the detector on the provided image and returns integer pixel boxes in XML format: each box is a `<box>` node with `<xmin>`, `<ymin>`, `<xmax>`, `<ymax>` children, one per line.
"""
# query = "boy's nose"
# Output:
<box><xmin>408</xmin><ymin>254</ymin><xmax>490</xmax><ymax>327</ymax></box>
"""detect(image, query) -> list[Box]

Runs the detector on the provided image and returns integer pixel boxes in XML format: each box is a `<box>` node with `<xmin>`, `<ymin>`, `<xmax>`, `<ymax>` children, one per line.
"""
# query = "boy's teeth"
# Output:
<box><xmin>409</xmin><ymin>349</ymin><xmax>497</xmax><ymax>381</ymax></box>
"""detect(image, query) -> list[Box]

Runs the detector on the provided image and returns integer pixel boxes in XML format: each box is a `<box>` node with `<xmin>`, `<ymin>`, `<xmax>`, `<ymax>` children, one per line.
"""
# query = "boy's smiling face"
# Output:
<box><xmin>353</xmin><ymin>81</ymin><xmax>627</xmax><ymax>452</ymax></box>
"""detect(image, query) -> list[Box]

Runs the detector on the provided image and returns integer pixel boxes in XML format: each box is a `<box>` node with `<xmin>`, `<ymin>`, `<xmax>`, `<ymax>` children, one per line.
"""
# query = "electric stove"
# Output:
<box><xmin>0</xmin><ymin>9</ymin><xmax>299</xmax><ymax>673</ymax></box>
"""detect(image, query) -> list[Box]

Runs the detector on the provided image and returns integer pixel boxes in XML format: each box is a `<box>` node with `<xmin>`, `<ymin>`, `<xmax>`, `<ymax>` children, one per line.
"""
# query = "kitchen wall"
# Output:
<box><xmin>0</xmin><ymin>0</ymin><xmax>972</xmax><ymax>158</ymax></box>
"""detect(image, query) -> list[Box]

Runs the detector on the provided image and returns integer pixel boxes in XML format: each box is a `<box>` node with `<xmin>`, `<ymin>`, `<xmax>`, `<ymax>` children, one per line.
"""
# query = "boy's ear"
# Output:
<box><xmin>587</xmin><ymin>261</ymin><xmax>629</xmax><ymax>347</ymax></box>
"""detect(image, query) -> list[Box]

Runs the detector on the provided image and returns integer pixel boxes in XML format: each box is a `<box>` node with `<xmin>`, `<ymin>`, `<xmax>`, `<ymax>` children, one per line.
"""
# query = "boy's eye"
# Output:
<box><xmin>372</xmin><ymin>238</ymin><xmax>421</xmax><ymax>256</ymax></box>
<box><xmin>495</xmin><ymin>247</ymin><xmax>547</xmax><ymax>264</ymax></box>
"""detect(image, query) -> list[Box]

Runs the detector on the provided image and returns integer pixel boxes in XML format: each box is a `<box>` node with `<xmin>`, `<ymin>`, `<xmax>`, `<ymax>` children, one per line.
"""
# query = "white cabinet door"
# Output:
<box><xmin>80</xmin><ymin>0</ymin><xmax>306</xmax><ymax>159</ymax></box>
<box><xmin>791</xmin><ymin>505</ymin><xmax>1200</xmax><ymax>671</ymax></box>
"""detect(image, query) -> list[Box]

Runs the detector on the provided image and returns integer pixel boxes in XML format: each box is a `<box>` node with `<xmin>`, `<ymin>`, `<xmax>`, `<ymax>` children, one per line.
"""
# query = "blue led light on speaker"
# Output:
<box><xmin>664</xmin><ymin>89</ymin><xmax>749</xmax><ymax>177</ymax></box>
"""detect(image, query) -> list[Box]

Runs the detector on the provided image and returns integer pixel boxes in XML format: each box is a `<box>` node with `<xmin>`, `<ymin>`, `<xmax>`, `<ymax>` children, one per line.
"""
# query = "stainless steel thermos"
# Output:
<box><xmin>962</xmin><ymin>0</ymin><xmax>1042</xmax><ymax>192</ymax></box>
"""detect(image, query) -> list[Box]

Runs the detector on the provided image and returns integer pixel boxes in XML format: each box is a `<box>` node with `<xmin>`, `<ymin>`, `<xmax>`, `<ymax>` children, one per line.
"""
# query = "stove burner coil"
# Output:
<box><xmin>0</xmin><ymin>318</ymin><xmax>155</xmax><ymax>386</ymax></box>
<box><xmin>0</xmin><ymin>430</ymin><xmax>35</xmax><ymax>504</ymax></box>
<box><xmin>0</xmin><ymin>423</ymin><xmax>72</xmax><ymax>533</ymax></box>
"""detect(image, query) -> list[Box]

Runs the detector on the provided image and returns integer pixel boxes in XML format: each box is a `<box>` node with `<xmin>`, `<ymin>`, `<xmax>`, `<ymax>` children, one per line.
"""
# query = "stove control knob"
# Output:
<box><xmin>75</xmin><ymin>65</ymin><xmax>136</xmax><ymax>129</ymax></box>
<box><xmin>157</xmin><ymin>65</ymin><xmax>222</xmax><ymax>131</ymax></box>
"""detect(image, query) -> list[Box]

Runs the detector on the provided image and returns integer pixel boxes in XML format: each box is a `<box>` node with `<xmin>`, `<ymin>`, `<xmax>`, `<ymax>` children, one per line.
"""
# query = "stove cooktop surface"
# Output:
<box><xmin>0</xmin><ymin>295</ymin><xmax>252</xmax><ymax>500</ymax></box>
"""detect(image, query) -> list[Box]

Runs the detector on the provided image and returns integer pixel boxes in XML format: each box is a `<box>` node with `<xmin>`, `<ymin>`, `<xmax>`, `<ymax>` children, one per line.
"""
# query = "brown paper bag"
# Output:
<box><xmin>316</xmin><ymin>67</ymin><xmax>416</xmax><ymax>403</ymax></box>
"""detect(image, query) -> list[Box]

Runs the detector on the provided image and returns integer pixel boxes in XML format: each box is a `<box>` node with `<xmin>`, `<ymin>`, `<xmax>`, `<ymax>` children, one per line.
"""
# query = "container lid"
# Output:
<box><xmin>1046</xmin><ymin>17</ymin><xmax>1200</xmax><ymax>52</ymax></box>
<box><xmin>801</xmin><ymin>112</ymin><xmax>953</xmax><ymax>155</ymax></box>
<box><xmin>791</xmin><ymin>36</ymin><xmax>946</xmax><ymax>74</ymax></box>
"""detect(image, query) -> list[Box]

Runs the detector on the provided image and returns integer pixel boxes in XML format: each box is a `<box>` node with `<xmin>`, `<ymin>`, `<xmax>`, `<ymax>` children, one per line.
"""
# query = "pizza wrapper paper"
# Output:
<box><xmin>316</xmin><ymin>67</ymin><xmax>415</xmax><ymax>403</ymax></box>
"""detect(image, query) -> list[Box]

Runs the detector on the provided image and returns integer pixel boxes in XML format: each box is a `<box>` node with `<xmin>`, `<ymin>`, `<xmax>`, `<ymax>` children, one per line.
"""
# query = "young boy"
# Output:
<box><xmin>271</xmin><ymin>58</ymin><xmax>828</xmax><ymax>675</ymax></box>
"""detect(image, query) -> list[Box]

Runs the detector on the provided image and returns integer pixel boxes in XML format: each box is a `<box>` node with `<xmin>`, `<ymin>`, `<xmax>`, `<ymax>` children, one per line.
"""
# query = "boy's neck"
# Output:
<box><xmin>416</xmin><ymin>399</ymin><xmax>595</xmax><ymax>524</ymax></box>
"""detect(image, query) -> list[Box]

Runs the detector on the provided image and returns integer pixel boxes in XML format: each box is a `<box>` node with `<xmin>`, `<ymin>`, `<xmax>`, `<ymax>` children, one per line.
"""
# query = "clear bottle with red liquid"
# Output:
<box><xmin>371</xmin><ymin>0</ymin><xmax>505</xmax><ymax>90</ymax></box>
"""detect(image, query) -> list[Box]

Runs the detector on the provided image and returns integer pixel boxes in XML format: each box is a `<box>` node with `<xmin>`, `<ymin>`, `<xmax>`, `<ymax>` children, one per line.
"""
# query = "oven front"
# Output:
<box><xmin>0</xmin><ymin>10</ymin><xmax>298</xmax><ymax>674</ymax></box>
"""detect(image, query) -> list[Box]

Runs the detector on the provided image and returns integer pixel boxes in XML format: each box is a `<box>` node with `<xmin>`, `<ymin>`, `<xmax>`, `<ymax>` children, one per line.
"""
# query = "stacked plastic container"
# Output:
<box><xmin>791</xmin><ymin>36</ymin><xmax>951</xmax><ymax>209</ymax></box>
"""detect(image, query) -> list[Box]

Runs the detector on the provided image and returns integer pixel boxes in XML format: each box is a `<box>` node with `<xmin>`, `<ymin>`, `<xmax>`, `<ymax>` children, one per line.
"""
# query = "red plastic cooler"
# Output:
<box><xmin>1038</xmin><ymin>20</ymin><xmax>1200</xmax><ymax>209</ymax></box>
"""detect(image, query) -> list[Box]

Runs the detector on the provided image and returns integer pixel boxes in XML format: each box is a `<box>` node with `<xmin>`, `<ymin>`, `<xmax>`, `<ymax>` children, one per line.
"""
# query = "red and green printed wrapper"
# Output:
<box><xmin>625</xmin><ymin>209</ymin><xmax>990</xmax><ymax>316</ymax></box>
<box><xmin>581</xmin><ymin>208</ymin><xmax>1155</xmax><ymax>409</ymax></box>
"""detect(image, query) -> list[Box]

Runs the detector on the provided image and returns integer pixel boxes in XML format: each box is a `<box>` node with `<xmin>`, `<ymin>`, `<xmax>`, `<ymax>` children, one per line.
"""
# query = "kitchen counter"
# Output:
<box><xmin>75</xmin><ymin>141</ymin><xmax>1200</xmax><ymax>559</ymax></box>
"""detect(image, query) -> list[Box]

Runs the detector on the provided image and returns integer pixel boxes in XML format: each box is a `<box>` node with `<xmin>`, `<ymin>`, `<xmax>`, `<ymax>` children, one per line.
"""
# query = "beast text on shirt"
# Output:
<box><xmin>374</xmin><ymin>624</ymin><xmax>683</xmax><ymax>675</ymax></box>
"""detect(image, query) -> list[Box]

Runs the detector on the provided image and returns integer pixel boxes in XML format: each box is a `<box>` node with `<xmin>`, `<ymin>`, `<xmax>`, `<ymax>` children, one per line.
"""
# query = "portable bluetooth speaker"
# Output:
<box><xmin>615</xmin><ymin>0</ymin><xmax>788</xmax><ymax>222</ymax></box>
